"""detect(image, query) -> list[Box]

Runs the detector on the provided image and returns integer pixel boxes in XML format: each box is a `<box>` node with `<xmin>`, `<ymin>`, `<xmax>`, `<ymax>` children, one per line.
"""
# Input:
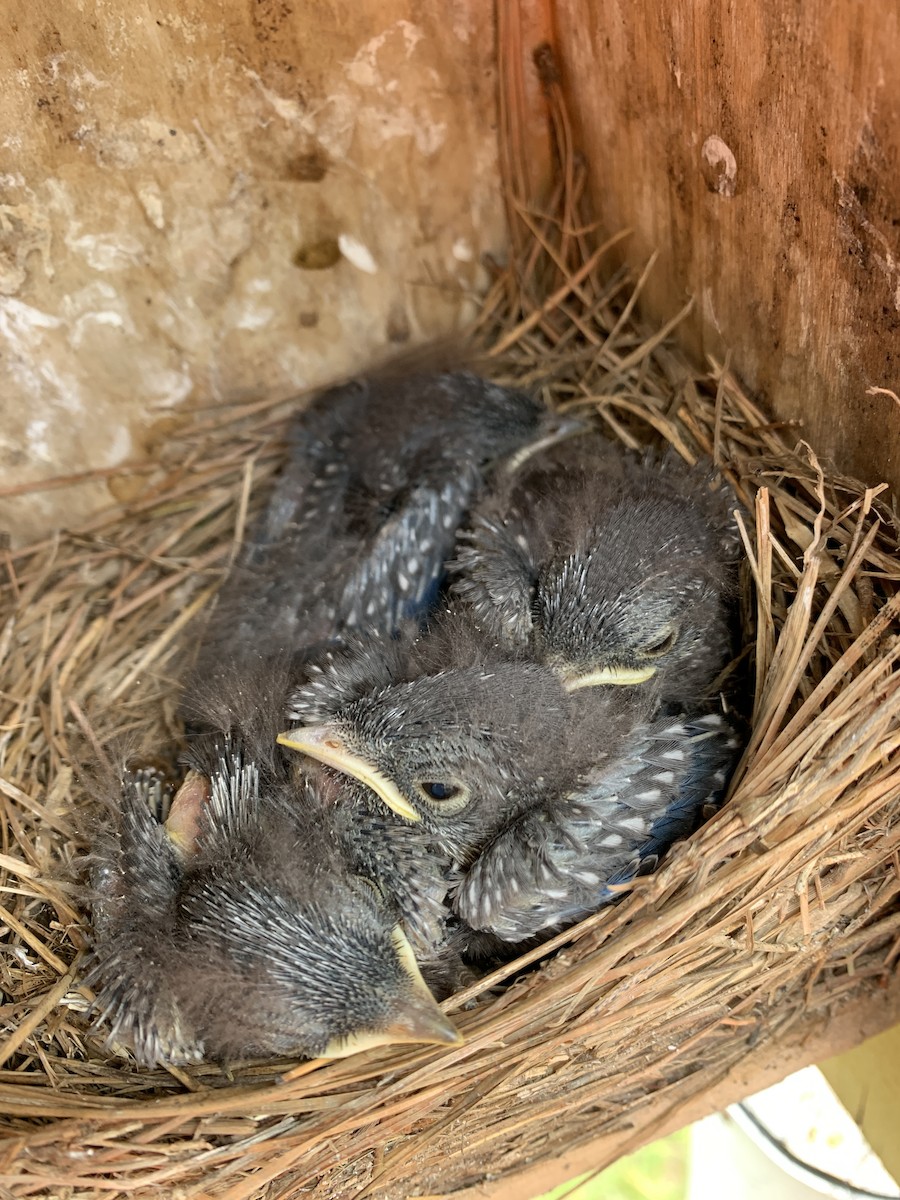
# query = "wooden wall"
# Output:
<box><xmin>552</xmin><ymin>0</ymin><xmax>900</xmax><ymax>496</ymax></box>
<box><xmin>0</xmin><ymin>2</ymin><xmax>500</xmax><ymax>539</ymax></box>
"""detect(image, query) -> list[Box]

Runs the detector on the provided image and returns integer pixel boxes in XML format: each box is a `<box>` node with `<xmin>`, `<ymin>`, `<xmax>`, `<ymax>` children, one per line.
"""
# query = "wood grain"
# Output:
<box><xmin>550</xmin><ymin>0</ymin><xmax>900</xmax><ymax>495</ymax></box>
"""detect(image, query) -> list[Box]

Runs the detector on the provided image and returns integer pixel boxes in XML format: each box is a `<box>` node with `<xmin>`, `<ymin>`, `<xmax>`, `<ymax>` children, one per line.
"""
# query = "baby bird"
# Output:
<box><xmin>452</xmin><ymin>434</ymin><xmax>739</xmax><ymax>705</ymax></box>
<box><xmin>86</xmin><ymin>734</ymin><xmax>462</xmax><ymax>1067</ymax></box>
<box><xmin>278</xmin><ymin>612</ymin><xmax>740</xmax><ymax>949</ymax></box>
<box><xmin>190</xmin><ymin>365</ymin><xmax>571</xmax><ymax>679</ymax></box>
<box><xmin>279</xmin><ymin>615</ymin><xmax>653</xmax><ymax>858</ymax></box>
<box><xmin>283</xmin><ymin>659</ymin><xmax>577</xmax><ymax>853</ymax></box>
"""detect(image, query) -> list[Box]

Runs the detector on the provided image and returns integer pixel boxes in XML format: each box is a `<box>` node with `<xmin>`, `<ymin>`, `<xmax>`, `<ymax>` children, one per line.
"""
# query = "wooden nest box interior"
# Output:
<box><xmin>1</xmin><ymin>3</ymin><xmax>899</xmax><ymax>1198</ymax></box>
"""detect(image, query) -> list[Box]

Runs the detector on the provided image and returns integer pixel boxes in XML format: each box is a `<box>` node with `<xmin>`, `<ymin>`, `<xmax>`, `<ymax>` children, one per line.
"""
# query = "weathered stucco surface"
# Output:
<box><xmin>0</xmin><ymin>2</ymin><xmax>503</xmax><ymax>539</ymax></box>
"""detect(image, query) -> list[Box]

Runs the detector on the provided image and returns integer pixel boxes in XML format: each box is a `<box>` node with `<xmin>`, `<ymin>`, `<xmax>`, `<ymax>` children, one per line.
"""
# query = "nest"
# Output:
<box><xmin>2</xmin><ymin>44</ymin><xmax>900</xmax><ymax>1200</ymax></box>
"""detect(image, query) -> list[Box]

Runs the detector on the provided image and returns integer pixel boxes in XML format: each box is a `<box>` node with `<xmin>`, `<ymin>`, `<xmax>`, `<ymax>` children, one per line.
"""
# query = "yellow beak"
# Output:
<box><xmin>561</xmin><ymin>664</ymin><xmax>657</xmax><ymax>691</ymax></box>
<box><xmin>322</xmin><ymin>926</ymin><xmax>462</xmax><ymax>1057</ymax></box>
<box><xmin>277</xmin><ymin>726</ymin><xmax>420</xmax><ymax>823</ymax></box>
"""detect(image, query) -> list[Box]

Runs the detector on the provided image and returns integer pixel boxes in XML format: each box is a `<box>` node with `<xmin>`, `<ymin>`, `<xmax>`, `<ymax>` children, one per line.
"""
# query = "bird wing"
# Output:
<box><xmin>182</xmin><ymin>734</ymin><xmax>262</xmax><ymax>848</ymax></box>
<box><xmin>336</xmin><ymin>470</ymin><xmax>479</xmax><ymax>632</ymax></box>
<box><xmin>85</xmin><ymin>767</ymin><xmax>201</xmax><ymax>1067</ymax></box>
<box><xmin>450</xmin><ymin>511</ymin><xmax>538</xmax><ymax>647</ymax></box>
<box><xmin>93</xmin><ymin>766</ymin><xmax>181</xmax><ymax>919</ymax></box>
<box><xmin>188</xmin><ymin>372</ymin><xmax>553</xmax><ymax>676</ymax></box>
<box><xmin>455</xmin><ymin>711</ymin><xmax>741</xmax><ymax>942</ymax></box>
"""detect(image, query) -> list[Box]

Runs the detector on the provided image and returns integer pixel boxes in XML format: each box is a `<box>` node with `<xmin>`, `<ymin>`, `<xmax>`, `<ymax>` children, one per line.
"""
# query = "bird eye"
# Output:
<box><xmin>420</xmin><ymin>781</ymin><xmax>458</xmax><ymax>801</ymax></box>
<box><xmin>415</xmin><ymin>780</ymin><xmax>471</xmax><ymax>814</ymax></box>
<box><xmin>639</xmin><ymin>626</ymin><xmax>678</xmax><ymax>659</ymax></box>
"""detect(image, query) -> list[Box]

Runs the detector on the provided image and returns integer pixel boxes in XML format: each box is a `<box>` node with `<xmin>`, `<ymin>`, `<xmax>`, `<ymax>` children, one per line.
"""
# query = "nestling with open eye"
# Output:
<box><xmin>451</xmin><ymin>434</ymin><xmax>740</xmax><ymax>705</ymax></box>
<box><xmin>278</xmin><ymin>613</ymin><xmax>653</xmax><ymax>857</ymax></box>
<box><xmin>283</xmin><ymin>660</ymin><xmax>580</xmax><ymax>857</ymax></box>
<box><xmin>277</xmin><ymin>614</ymin><xmax>741</xmax><ymax>947</ymax></box>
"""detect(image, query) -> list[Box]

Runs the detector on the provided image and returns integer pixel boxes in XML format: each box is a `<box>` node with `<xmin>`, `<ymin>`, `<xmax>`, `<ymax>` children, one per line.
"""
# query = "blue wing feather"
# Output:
<box><xmin>455</xmin><ymin>711</ymin><xmax>741</xmax><ymax>942</ymax></box>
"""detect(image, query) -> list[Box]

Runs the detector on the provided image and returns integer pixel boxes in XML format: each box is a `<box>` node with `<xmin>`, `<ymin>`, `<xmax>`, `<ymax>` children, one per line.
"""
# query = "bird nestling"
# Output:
<box><xmin>85</xmin><ymin>733</ymin><xmax>462</xmax><ymax>1068</ymax></box>
<box><xmin>277</xmin><ymin>615</ymin><xmax>741</xmax><ymax>946</ymax></box>
<box><xmin>278</xmin><ymin>614</ymin><xmax>652</xmax><ymax>854</ymax></box>
<box><xmin>283</xmin><ymin>657</ymin><xmax>577</xmax><ymax>855</ymax></box>
<box><xmin>451</xmin><ymin>434</ymin><xmax>740</xmax><ymax>705</ymax></box>
<box><xmin>188</xmin><ymin>364</ymin><xmax>576</xmax><ymax>685</ymax></box>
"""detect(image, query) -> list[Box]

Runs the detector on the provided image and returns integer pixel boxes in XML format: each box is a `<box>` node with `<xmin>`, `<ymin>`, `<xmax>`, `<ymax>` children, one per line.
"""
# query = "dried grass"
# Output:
<box><xmin>1</xmin><ymin>42</ymin><xmax>899</xmax><ymax>1200</ymax></box>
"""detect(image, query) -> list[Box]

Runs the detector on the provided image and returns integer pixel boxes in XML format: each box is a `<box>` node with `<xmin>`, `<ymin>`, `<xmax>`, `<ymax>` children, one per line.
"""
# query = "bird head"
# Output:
<box><xmin>87</xmin><ymin>741</ymin><xmax>460</xmax><ymax>1067</ymax></box>
<box><xmin>451</xmin><ymin>435</ymin><xmax>738</xmax><ymax>704</ymax></box>
<box><xmin>315</xmin><ymin>367</ymin><xmax>565</xmax><ymax>507</ymax></box>
<box><xmin>279</xmin><ymin>663</ymin><xmax>571</xmax><ymax>852</ymax></box>
<box><xmin>536</xmin><ymin>491</ymin><xmax>736</xmax><ymax>702</ymax></box>
<box><xmin>171</xmin><ymin>845</ymin><xmax>460</xmax><ymax>1063</ymax></box>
